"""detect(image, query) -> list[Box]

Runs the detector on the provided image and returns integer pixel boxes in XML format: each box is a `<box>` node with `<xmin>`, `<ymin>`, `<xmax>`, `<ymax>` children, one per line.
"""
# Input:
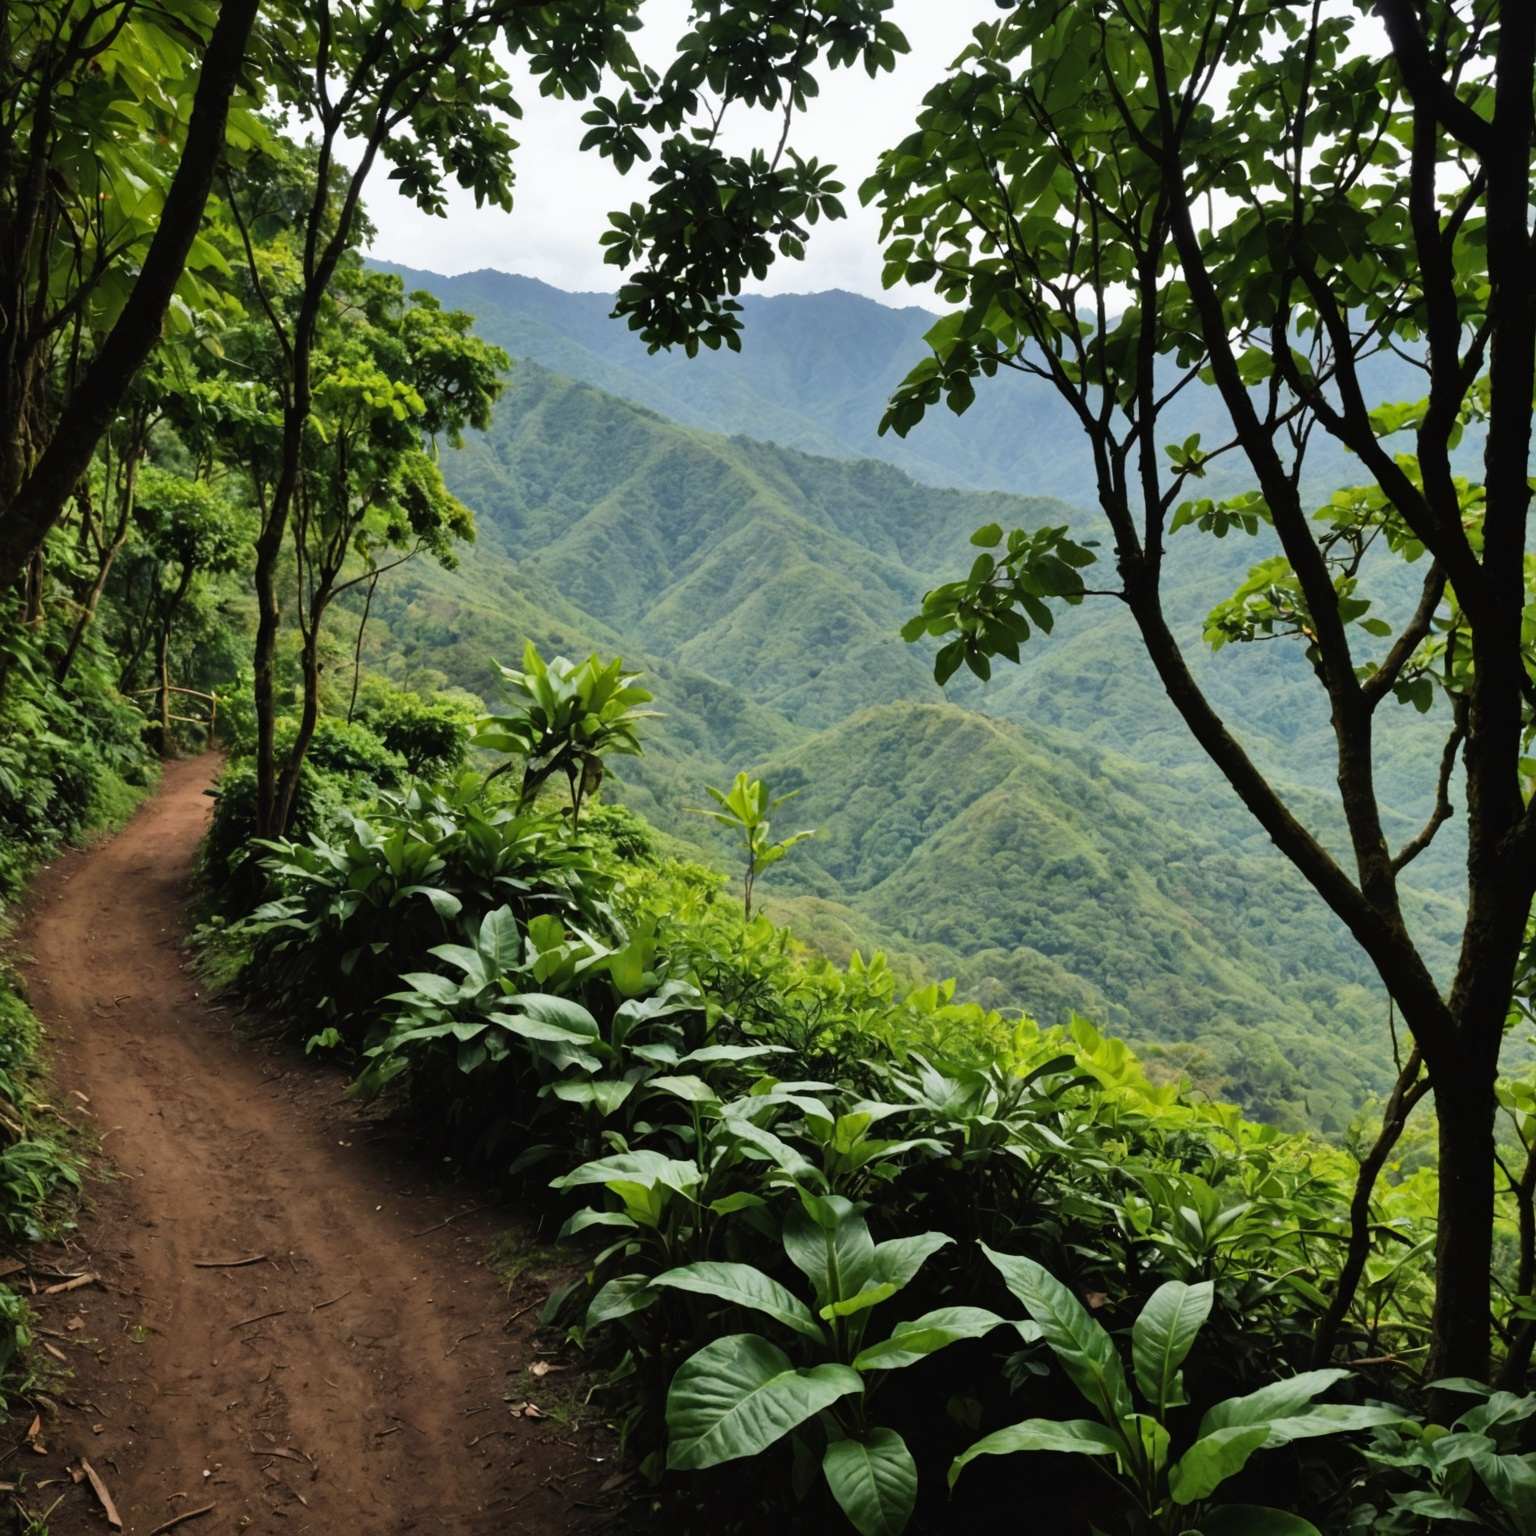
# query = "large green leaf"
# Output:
<box><xmin>1259</xmin><ymin>1403</ymin><xmax>1409</xmax><ymax>1447</ymax></box>
<box><xmin>550</xmin><ymin>1150</ymin><xmax>700</xmax><ymax>1196</ymax></box>
<box><xmin>1197</xmin><ymin>1369</ymin><xmax>1350</xmax><ymax>1439</ymax></box>
<box><xmin>401</xmin><ymin>884</ymin><xmax>462</xmax><ymax>919</ymax></box>
<box><xmin>651</xmin><ymin>1262</ymin><xmax>826</xmax><ymax>1342</ymax></box>
<box><xmin>478</xmin><ymin>905</ymin><xmax>521</xmax><ymax>969</ymax></box>
<box><xmin>1168</xmin><ymin>1425</ymin><xmax>1271</xmax><ymax>1504</ymax></box>
<box><xmin>981</xmin><ymin>1245</ymin><xmax>1131</xmax><ymax>1423</ymax></box>
<box><xmin>1470</xmin><ymin>1449</ymin><xmax>1536</xmax><ymax>1528</ymax></box>
<box><xmin>784</xmin><ymin>1200</ymin><xmax>875</xmax><ymax>1310</ymax></box>
<box><xmin>665</xmin><ymin>1334</ymin><xmax>862</xmax><ymax>1471</ymax></box>
<box><xmin>851</xmin><ymin>1307</ymin><xmax>1005</xmax><ymax>1372</ymax></box>
<box><xmin>949</xmin><ymin>1419</ymin><xmax>1121</xmax><ymax>1488</ymax></box>
<box><xmin>1131</xmin><ymin>1279</ymin><xmax>1212</xmax><ymax>1414</ymax></box>
<box><xmin>500</xmin><ymin>993</ymin><xmax>600</xmax><ymax>1037</ymax></box>
<box><xmin>586</xmin><ymin>1274</ymin><xmax>657</xmax><ymax>1328</ymax></box>
<box><xmin>823</xmin><ymin>1430</ymin><xmax>918</xmax><ymax>1536</ymax></box>
<box><xmin>871</xmin><ymin>1231</ymin><xmax>953</xmax><ymax>1293</ymax></box>
<box><xmin>1198</xmin><ymin>1507</ymin><xmax>1323</xmax><ymax>1535</ymax></box>
<box><xmin>548</xmin><ymin>1078</ymin><xmax>636</xmax><ymax>1115</ymax></box>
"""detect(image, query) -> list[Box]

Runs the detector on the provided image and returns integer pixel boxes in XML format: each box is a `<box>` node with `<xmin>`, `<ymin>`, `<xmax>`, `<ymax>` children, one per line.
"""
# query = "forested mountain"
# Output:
<box><xmin>10</xmin><ymin>4</ymin><xmax>1536</xmax><ymax>1527</ymax></box>
<box><xmin>346</xmin><ymin>356</ymin><xmax>1464</xmax><ymax>1128</ymax></box>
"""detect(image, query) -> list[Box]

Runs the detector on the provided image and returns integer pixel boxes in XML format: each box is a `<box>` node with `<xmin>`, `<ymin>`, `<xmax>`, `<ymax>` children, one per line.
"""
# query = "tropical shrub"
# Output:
<box><xmin>950</xmin><ymin>1252</ymin><xmax>1403</xmax><ymax>1536</ymax></box>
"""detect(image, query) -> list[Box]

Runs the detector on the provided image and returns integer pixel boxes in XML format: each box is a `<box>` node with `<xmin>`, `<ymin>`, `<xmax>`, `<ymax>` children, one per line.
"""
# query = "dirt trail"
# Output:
<box><xmin>11</xmin><ymin>756</ymin><xmax>615</xmax><ymax>1534</ymax></box>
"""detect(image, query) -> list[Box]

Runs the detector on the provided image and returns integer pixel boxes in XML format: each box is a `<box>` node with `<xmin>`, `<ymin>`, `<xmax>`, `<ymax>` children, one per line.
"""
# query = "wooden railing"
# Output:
<box><xmin>131</xmin><ymin>684</ymin><xmax>220</xmax><ymax>745</ymax></box>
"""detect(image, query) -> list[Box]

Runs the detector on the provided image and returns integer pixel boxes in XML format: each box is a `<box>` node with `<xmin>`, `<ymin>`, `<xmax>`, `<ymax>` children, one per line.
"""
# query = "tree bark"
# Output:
<box><xmin>345</xmin><ymin>569</ymin><xmax>379</xmax><ymax>725</ymax></box>
<box><xmin>1428</xmin><ymin>1065</ymin><xmax>1500</xmax><ymax>1381</ymax></box>
<box><xmin>1312</xmin><ymin>1049</ymin><xmax>1431</xmax><ymax>1367</ymax></box>
<box><xmin>0</xmin><ymin>0</ymin><xmax>261</xmax><ymax>593</ymax></box>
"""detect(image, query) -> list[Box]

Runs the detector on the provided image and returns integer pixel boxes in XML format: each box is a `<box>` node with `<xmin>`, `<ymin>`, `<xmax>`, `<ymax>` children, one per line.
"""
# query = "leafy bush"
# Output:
<box><xmin>206</xmin><ymin>666</ymin><xmax>1511</xmax><ymax>1533</ymax></box>
<box><xmin>353</xmin><ymin>679</ymin><xmax>475</xmax><ymax>776</ymax></box>
<box><xmin>0</xmin><ymin>626</ymin><xmax>150</xmax><ymax>899</ymax></box>
<box><xmin>213</xmin><ymin>757</ymin><xmax>1456</xmax><ymax>1531</ymax></box>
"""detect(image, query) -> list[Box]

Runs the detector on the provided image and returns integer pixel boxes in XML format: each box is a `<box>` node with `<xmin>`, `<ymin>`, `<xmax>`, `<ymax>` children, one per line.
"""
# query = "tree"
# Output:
<box><xmin>866</xmin><ymin>1</ymin><xmax>1534</xmax><ymax>1381</ymax></box>
<box><xmin>226</xmin><ymin>0</ymin><xmax>908</xmax><ymax>835</ymax></box>
<box><xmin>0</xmin><ymin>0</ymin><xmax>263</xmax><ymax>596</ymax></box>
<box><xmin>116</xmin><ymin>466</ymin><xmax>246</xmax><ymax>748</ymax></box>
<box><xmin>270</xmin><ymin>271</ymin><xmax>502</xmax><ymax>829</ymax></box>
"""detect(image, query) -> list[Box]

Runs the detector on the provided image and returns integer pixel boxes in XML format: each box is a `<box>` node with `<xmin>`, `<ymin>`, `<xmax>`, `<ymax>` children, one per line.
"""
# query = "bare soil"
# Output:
<box><xmin>6</xmin><ymin>755</ymin><xmax>621</xmax><ymax>1534</ymax></box>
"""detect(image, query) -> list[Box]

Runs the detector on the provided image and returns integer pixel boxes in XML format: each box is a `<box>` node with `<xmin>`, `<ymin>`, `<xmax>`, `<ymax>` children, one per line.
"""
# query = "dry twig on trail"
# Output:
<box><xmin>248</xmin><ymin>1446</ymin><xmax>307</xmax><ymax>1463</ymax></box>
<box><xmin>79</xmin><ymin>1458</ymin><xmax>122</xmax><ymax>1529</ymax></box>
<box><xmin>41</xmin><ymin>1273</ymin><xmax>98</xmax><ymax>1296</ymax></box>
<box><xmin>230</xmin><ymin>1308</ymin><xmax>287</xmax><ymax>1330</ymax></box>
<box><xmin>192</xmin><ymin>1255</ymin><xmax>266</xmax><ymax>1268</ymax></box>
<box><xmin>409</xmin><ymin>1205</ymin><xmax>485</xmax><ymax>1238</ymax></box>
<box><xmin>147</xmin><ymin>1504</ymin><xmax>216</xmax><ymax>1535</ymax></box>
<box><xmin>310</xmin><ymin>1289</ymin><xmax>351</xmax><ymax>1312</ymax></box>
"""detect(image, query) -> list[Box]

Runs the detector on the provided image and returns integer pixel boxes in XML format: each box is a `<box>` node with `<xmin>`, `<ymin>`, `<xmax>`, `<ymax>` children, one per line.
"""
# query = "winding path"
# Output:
<box><xmin>13</xmin><ymin>756</ymin><xmax>611</xmax><ymax>1534</ymax></box>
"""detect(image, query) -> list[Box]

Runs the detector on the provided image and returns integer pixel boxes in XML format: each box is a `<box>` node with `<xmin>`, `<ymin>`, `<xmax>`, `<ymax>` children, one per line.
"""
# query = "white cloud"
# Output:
<box><xmin>362</xmin><ymin>0</ymin><xmax>998</xmax><ymax>299</ymax></box>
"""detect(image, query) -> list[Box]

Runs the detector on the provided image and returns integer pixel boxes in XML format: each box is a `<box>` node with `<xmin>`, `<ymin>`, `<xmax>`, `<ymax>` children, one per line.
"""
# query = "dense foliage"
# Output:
<box><xmin>208</xmin><ymin>682</ymin><xmax>1536</xmax><ymax>1534</ymax></box>
<box><xmin>0</xmin><ymin>621</ymin><xmax>148</xmax><ymax>1412</ymax></box>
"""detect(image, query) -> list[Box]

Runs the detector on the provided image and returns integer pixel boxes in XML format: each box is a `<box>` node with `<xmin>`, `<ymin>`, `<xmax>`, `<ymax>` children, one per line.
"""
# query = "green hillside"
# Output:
<box><xmin>343</xmin><ymin>362</ymin><xmax>1465</xmax><ymax>1130</ymax></box>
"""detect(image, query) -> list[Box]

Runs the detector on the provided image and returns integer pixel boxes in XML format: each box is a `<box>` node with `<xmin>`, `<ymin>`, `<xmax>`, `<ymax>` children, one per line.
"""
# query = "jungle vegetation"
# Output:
<box><xmin>0</xmin><ymin>1</ymin><xmax>1534</xmax><ymax>1533</ymax></box>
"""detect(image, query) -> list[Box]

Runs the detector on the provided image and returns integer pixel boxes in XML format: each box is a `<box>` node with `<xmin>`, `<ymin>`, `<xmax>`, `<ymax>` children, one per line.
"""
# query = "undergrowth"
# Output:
<box><xmin>196</xmin><ymin>651</ymin><xmax>1536</xmax><ymax>1536</ymax></box>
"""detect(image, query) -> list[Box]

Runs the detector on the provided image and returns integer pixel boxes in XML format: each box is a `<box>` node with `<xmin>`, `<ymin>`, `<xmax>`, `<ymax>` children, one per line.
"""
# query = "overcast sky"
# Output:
<box><xmin>362</xmin><ymin>1</ymin><xmax>998</xmax><ymax>300</ymax></box>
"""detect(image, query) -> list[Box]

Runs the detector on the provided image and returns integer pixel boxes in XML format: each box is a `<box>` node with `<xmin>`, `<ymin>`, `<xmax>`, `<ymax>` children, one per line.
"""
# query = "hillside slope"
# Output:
<box><xmin>344</xmin><ymin>362</ymin><xmax>1465</xmax><ymax>1129</ymax></box>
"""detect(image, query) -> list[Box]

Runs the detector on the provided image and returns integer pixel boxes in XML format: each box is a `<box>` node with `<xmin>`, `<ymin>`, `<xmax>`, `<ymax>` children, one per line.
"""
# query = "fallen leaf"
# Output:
<box><xmin>80</xmin><ymin>1456</ymin><xmax>123</xmax><ymax>1529</ymax></box>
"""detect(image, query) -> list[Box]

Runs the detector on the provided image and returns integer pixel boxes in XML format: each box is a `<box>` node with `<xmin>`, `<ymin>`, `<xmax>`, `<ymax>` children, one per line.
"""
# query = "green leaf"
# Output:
<box><xmin>509</xmin><ymin>993</ymin><xmax>600</xmax><ymax>1034</ymax></box>
<box><xmin>665</xmin><ymin>1334</ymin><xmax>862</xmax><ymax>1470</ymax></box>
<box><xmin>551</xmin><ymin>1151</ymin><xmax>700</xmax><ymax>1196</ymax></box>
<box><xmin>1198</xmin><ymin>1507</ymin><xmax>1323</xmax><ymax>1535</ymax></box>
<box><xmin>949</xmin><ymin>1419</ymin><xmax>1120</xmax><ymax>1487</ymax></box>
<box><xmin>1197</xmin><ymin>1369</ymin><xmax>1350</xmax><ymax>1439</ymax></box>
<box><xmin>871</xmin><ymin>1232</ymin><xmax>953</xmax><ymax>1293</ymax></box>
<box><xmin>1132</xmin><ymin>1279</ymin><xmax>1213</xmax><ymax>1414</ymax></box>
<box><xmin>1168</xmin><ymin>1425</ymin><xmax>1271</xmax><ymax>1504</ymax></box>
<box><xmin>970</xmin><ymin>522</ymin><xmax>1004</xmax><ymax>548</ymax></box>
<box><xmin>1259</xmin><ymin>1403</ymin><xmax>1409</xmax><ymax>1446</ymax></box>
<box><xmin>823</xmin><ymin>1430</ymin><xmax>918</xmax><ymax>1536</ymax></box>
<box><xmin>821</xmin><ymin>1282</ymin><xmax>898</xmax><ymax>1321</ymax></box>
<box><xmin>851</xmin><ymin>1307</ymin><xmax>1004</xmax><ymax>1372</ymax></box>
<box><xmin>980</xmin><ymin>1246</ymin><xmax>1131</xmax><ymax>1423</ymax></box>
<box><xmin>1469</xmin><ymin>1449</ymin><xmax>1536</xmax><ymax>1528</ymax></box>
<box><xmin>479</xmin><ymin>905</ymin><xmax>520</xmax><ymax>969</ymax></box>
<box><xmin>651</xmin><ymin>1262</ymin><xmax>826</xmax><ymax>1342</ymax></box>
<box><xmin>586</xmin><ymin>1274</ymin><xmax>656</xmax><ymax>1328</ymax></box>
<box><xmin>401</xmin><ymin>884</ymin><xmax>462</xmax><ymax>919</ymax></box>
<box><xmin>783</xmin><ymin>1199</ymin><xmax>875</xmax><ymax>1309</ymax></box>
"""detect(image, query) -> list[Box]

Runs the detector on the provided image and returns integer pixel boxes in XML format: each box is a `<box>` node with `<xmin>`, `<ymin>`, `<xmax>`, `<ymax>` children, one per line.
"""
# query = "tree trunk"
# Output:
<box><xmin>345</xmin><ymin>570</ymin><xmax>379</xmax><ymax>725</ymax></box>
<box><xmin>1312</xmin><ymin>1048</ymin><xmax>1430</xmax><ymax>1367</ymax></box>
<box><xmin>0</xmin><ymin>0</ymin><xmax>261</xmax><ymax>593</ymax></box>
<box><xmin>274</xmin><ymin>626</ymin><xmax>323</xmax><ymax>834</ymax></box>
<box><xmin>1497</xmin><ymin>1140</ymin><xmax>1536</xmax><ymax>1389</ymax></box>
<box><xmin>251</xmin><ymin>520</ymin><xmax>285</xmax><ymax>835</ymax></box>
<box><xmin>57</xmin><ymin>527</ymin><xmax>129</xmax><ymax>682</ymax></box>
<box><xmin>1428</xmin><ymin>1067</ymin><xmax>1499</xmax><ymax>1381</ymax></box>
<box><xmin>156</xmin><ymin>623</ymin><xmax>172</xmax><ymax>756</ymax></box>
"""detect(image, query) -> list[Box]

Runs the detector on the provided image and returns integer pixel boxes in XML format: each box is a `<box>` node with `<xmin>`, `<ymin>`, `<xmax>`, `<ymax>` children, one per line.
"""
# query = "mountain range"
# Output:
<box><xmin>349</xmin><ymin>262</ymin><xmax>1469</xmax><ymax>1131</ymax></box>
